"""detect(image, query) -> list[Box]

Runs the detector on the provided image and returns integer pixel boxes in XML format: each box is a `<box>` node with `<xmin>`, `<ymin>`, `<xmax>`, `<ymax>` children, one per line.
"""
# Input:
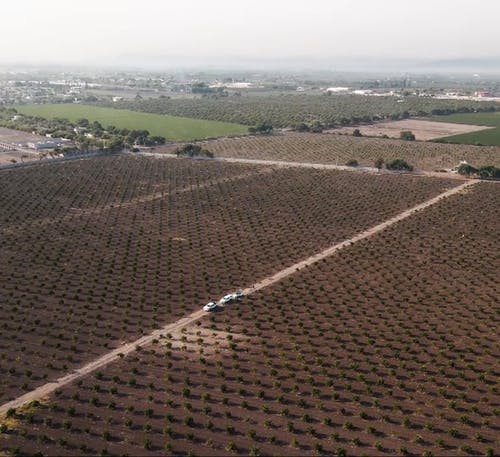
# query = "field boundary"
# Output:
<box><xmin>141</xmin><ymin>152</ymin><xmax>470</xmax><ymax>180</ymax></box>
<box><xmin>0</xmin><ymin>179</ymin><xmax>478</xmax><ymax>417</ymax></box>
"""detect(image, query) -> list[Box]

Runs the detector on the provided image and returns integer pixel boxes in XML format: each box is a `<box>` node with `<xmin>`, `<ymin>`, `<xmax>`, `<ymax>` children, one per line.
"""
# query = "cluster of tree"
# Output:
<box><xmin>191</xmin><ymin>82</ymin><xmax>214</xmax><ymax>94</ymax></box>
<box><xmin>175</xmin><ymin>143</ymin><xmax>214</xmax><ymax>158</ymax></box>
<box><xmin>0</xmin><ymin>107</ymin><xmax>165</xmax><ymax>153</ymax></box>
<box><xmin>293</xmin><ymin>120</ymin><xmax>324</xmax><ymax>133</ymax></box>
<box><xmin>457</xmin><ymin>163</ymin><xmax>500</xmax><ymax>180</ymax></box>
<box><xmin>386</xmin><ymin>159</ymin><xmax>414</xmax><ymax>171</ymax></box>
<box><xmin>390</xmin><ymin>111</ymin><xmax>411</xmax><ymax>120</ymax></box>
<box><xmin>431</xmin><ymin>105</ymin><xmax>497</xmax><ymax>116</ymax></box>
<box><xmin>248</xmin><ymin>122</ymin><xmax>273</xmax><ymax>134</ymax></box>
<box><xmin>400</xmin><ymin>130</ymin><xmax>416</xmax><ymax>141</ymax></box>
<box><xmin>373</xmin><ymin>158</ymin><xmax>413</xmax><ymax>172</ymax></box>
<box><xmin>192</xmin><ymin>83</ymin><xmax>228</xmax><ymax>97</ymax></box>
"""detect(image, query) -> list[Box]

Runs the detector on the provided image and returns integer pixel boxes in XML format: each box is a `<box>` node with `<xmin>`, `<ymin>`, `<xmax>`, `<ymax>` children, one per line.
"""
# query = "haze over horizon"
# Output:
<box><xmin>2</xmin><ymin>0</ymin><xmax>500</xmax><ymax>71</ymax></box>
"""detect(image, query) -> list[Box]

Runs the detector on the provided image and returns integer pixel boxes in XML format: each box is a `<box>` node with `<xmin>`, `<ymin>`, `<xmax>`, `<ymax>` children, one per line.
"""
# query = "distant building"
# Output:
<box><xmin>27</xmin><ymin>141</ymin><xmax>58</xmax><ymax>150</ymax></box>
<box><xmin>209</xmin><ymin>82</ymin><xmax>253</xmax><ymax>89</ymax></box>
<box><xmin>27</xmin><ymin>138</ymin><xmax>71</xmax><ymax>150</ymax></box>
<box><xmin>0</xmin><ymin>141</ymin><xmax>16</xmax><ymax>151</ymax></box>
<box><xmin>325</xmin><ymin>87</ymin><xmax>349</xmax><ymax>93</ymax></box>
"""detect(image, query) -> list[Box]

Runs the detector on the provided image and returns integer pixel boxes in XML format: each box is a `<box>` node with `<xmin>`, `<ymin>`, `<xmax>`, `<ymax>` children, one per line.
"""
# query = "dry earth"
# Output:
<box><xmin>0</xmin><ymin>179</ymin><xmax>475</xmax><ymax>418</ymax></box>
<box><xmin>0</xmin><ymin>150</ymin><xmax>40</xmax><ymax>166</ymax></box>
<box><xmin>330</xmin><ymin>119</ymin><xmax>493</xmax><ymax>141</ymax></box>
<box><xmin>160</xmin><ymin>326</ymin><xmax>240</xmax><ymax>355</ymax></box>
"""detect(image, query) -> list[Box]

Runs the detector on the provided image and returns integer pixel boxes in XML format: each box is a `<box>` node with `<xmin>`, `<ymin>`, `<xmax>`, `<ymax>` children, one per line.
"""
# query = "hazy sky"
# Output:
<box><xmin>2</xmin><ymin>0</ymin><xmax>499</xmax><ymax>67</ymax></box>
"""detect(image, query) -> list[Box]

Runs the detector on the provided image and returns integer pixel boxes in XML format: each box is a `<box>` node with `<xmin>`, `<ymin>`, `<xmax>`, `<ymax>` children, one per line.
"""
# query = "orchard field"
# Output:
<box><xmin>101</xmin><ymin>94</ymin><xmax>499</xmax><ymax>129</ymax></box>
<box><xmin>1</xmin><ymin>181</ymin><xmax>498</xmax><ymax>456</ymax></box>
<box><xmin>198</xmin><ymin>133</ymin><xmax>500</xmax><ymax>171</ymax></box>
<box><xmin>0</xmin><ymin>155</ymin><xmax>460</xmax><ymax>406</ymax></box>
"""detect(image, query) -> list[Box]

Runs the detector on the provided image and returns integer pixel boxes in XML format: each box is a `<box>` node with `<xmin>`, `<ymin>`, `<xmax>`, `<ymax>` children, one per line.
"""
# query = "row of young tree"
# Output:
<box><xmin>0</xmin><ymin>107</ymin><xmax>166</xmax><ymax>153</ymax></box>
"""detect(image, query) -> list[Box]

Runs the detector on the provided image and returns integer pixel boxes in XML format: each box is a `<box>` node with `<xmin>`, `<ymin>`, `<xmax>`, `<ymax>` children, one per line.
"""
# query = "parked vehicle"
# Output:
<box><xmin>220</xmin><ymin>294</ymin><xmax>234</xmax><ymax>305</ymax></box>
<box><xmin>233</xmin><ymin>289</ymin><xmax>245</xmax><ymax>299</ymax></box>
<box><xmin>203</xmin><ymin>301</ymin><xmax>218</xmax><ymax>312</ymax></box>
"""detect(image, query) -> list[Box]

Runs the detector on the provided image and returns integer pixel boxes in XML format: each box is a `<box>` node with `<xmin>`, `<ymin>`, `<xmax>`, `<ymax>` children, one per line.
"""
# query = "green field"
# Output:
<box><xmin>432</xmin><ymin>112</ymin><xmax>500</xmax><ymax>146</ymax></box>
<box><xmin>16</xmin><ymin>104</ymin><xmax>248</xmax><ymax>141</ymax></box>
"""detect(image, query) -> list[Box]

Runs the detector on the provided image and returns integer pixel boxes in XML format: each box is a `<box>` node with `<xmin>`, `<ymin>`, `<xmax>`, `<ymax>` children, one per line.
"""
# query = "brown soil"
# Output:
<box><xmin>330</xmin><ymin>119</ymin><xmax>493</xmax><ymax>141</ymax></box>
<box><xmin>0</xmin><ymin>150</ymin><xmax>40</xmax><ymax>166</ymax></box>
<box><xmin>0</xmin><ymin>155</ymin><xmax>461</xmax><ymax>406</ymax></box>
<box><xmin>0</xmin><ymin>180</ymin><xmax>471</xmax><ymax>417</ymax></box>
<box><xmin>198</xmin><ymin>132</ymin><xmax>500</xmax><ymax>170</ymax></box>
<box><xmin>2</xmin><ymin>182</ymin><xmax>496</xmax><ymax>457</ymax></box>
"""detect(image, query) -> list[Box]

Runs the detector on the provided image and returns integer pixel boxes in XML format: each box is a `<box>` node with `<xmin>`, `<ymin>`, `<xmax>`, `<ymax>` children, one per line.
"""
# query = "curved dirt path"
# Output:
<box><xmin>144</xmin><ymin>152</ymin><xmax>470</xmax><ymax>180</ymax></box>
<box><xmin>0</xmin><ymin>179</ymin><xmax>478</xmax><ymax>417</ymax></box>
<box><xmin>217</xmin><ymin>157</ymin><xmax>474</xmax><ymax>180</ymax></box>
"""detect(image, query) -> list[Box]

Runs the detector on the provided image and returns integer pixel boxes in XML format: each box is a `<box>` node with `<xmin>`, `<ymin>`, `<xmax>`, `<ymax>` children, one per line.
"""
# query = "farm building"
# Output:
<box><xmin>27</xmin><ymin>138</ymin><xmax>71</xmax><ymax>150</ymax></box>
<box><xmin>0</xmin><ymin>141</ymin><xmax>17</xmax><ymax>151</ymax></box>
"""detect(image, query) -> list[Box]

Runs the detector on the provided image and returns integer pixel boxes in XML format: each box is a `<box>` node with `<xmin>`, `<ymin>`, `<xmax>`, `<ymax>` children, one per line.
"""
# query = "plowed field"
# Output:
<box><xmin>2</xmin><ymin>182</ymin><xmax>497</xmax><ymax>457</ymax></box>
<box><xmin>0</xmin><ymin>155</ymin><xmax>459</xmax><ymax>405</ymax></box>
<box><xmin>195</xmin><ymin>133</ymin><xmax>500</xmax><ymax>170</ymax></box>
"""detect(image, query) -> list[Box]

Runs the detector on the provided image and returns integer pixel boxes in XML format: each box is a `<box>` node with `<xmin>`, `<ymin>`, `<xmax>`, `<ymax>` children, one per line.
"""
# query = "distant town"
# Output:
<box><xmin>1</xmin><ymin>68</ymin><xmax>499</xmax><ymax>105</ymax></box>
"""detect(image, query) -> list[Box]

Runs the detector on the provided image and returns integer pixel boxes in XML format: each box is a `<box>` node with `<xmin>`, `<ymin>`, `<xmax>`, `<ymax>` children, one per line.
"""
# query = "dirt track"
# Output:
<box><xmin>0</xmin><ymin>309</ymin><xmax>205</xmax><ymax>417</ymax></box>
<box><xmin>243</xmin><ymin>179</ymin><xmax>477</xmax><ymax>294</ymax></box>
<box><xmin>0</xmin><ymin>179</ymin><xmax>478</xmax><ymax>417</ymax></box>
<box><xmin>146</xmin><ymin>153</ymin><xmax>469</xmax><ymax>180</ymax></box>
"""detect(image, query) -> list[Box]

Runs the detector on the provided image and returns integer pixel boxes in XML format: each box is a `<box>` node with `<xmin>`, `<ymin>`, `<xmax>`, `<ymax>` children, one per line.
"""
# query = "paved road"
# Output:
<box><xmin>0</xmin><ymin>179</ymin><xmax>477</xmax><ymax>417</ymax></box>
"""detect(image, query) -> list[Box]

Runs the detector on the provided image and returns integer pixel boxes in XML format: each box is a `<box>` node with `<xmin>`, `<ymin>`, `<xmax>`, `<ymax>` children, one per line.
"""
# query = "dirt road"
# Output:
<box><xmin>0</xmin><ymin>309</ymin><xmax>205</xmax><ymax>417</ymax></box>
<box><xmin>0</xmin><ymin>179</ymin><xmax>478</xmax><ymax>417</ymax></box>
<box><xmin>243</xmin><ymin>179</ymin><xmax>477</xmax><ymax>294</ymax></box>
<box><xmin>144</xmin><ymin>152</ymin><xmax>469</xmax><ymax>180</ymax></box>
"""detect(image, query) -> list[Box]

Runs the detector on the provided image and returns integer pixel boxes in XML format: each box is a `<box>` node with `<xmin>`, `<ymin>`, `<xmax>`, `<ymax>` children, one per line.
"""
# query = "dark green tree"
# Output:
<box><xmin>400</xmin><ymin>130</ymin><xmax>416</xmax><ymax>141</ymax></box>
<box><xmin>374</xmin><ymin>158</ymin><xmax>384</xmax><ymax>171</ymax></box>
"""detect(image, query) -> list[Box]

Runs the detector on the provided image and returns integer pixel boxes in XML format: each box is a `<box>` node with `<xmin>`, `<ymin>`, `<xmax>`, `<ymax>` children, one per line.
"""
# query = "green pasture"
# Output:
<box><xmin>16</xmin><ymin>104</ymin><xmax>248</xmax><ymax>141</ymax></box>
<box><xmin>432</xmin><ymin>112</ymin><xmax>500</xmax><ymax>146</ymax></box>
